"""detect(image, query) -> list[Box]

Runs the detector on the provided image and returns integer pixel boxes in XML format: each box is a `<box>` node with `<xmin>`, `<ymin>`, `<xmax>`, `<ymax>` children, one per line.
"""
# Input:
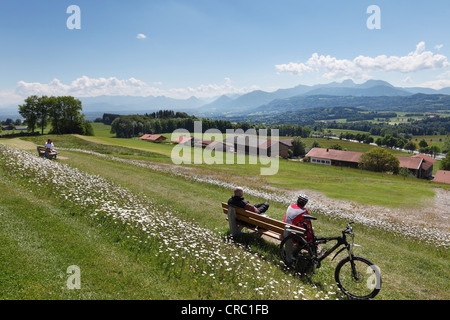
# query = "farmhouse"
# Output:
<box><xmin>172</xmin><ymin>135</ymin><xmax>193</xmax><ymax>145</ymax></box>
<box><xmin>193</xmin><ymin>138</ymin><xmax>214</xmax><ymax>149</ymax></box>
<box><xmin>306</xmin><ymin>148</ymin><xmax>362</xmax><ymax>168</ymax></box>
<box><xmin>279</xmin><ymin>139</ymin><xmax>294</xmax><ymax>158</ymax></box>
<box><xmin>411</xmin><ymin>153</ymin><xmax>437</xmax><ymax>179</ymax></box>
<box><xmin>205</xmin><ymin>140</ymin><xmax>233</xmax><ymax>153</ymax></box>
<box><xmin>305</xmin><ymin>147</ymin><xmax>436</xmax><ymax>179</ymax></box>
<box><xmin>140</xmin><ymin>134</ymin><xmax>167</xmax><ymax>143</ymax></box>
<box><xmin>396</xmin><ymin>156</ymin><xmax>424</xmax><ymax>178</ymax></box>
<box><xmin>434</xmin><ymin>170</ymin><xmax>450</xmax><ymax>184</ymax></box>
<box><xmin>224</xmin><ymin>135</ymin><xmax>293</xmax><ymax>158</ymax></box>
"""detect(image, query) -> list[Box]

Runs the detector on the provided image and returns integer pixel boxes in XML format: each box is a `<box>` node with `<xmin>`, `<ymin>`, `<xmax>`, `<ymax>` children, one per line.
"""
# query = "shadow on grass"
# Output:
<box><xmin>222</xmin><ymin>230</ymin><xmax>336</xmax><ymax>295</ymax></box>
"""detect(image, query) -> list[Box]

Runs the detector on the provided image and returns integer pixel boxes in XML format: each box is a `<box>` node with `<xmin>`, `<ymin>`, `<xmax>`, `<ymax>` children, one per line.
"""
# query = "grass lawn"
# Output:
<box><xmin>1</xmin><ymin>128</ymin><xmax>449</xmax><ymax>300</ymax></box>
<box><xmin>18</xmin><ymin>132</ymin><xmax>449</xmax><ymax>209</ymax></box>
<box><xmin>0</xmin><ymin>171</ymin><xmax>195</xmax><ymax>299</ymax></box>
<box><xmin>5</xmin><ymin>146</ymin><xmax>445</xmax><ymax>300</ymax></box>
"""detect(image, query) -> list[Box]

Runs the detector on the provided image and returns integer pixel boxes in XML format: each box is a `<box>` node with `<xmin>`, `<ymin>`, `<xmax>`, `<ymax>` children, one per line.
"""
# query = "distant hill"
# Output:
<box><xmin>79</xmin><ymin>95</ymin><xmax>208</xmax><ymax>113</ymax></box>
<box><xmin>194</xmin><ymin>79</ymin><xmax>447</xmax><ymax>117</ymax></box>
<box><xmin>253</xmin><ymin>93</ymin><xmax>450</xmax><ymax>114</ymax></box>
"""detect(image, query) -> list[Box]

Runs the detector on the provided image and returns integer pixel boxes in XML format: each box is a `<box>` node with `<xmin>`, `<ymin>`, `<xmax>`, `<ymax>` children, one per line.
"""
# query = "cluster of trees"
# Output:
<box><xmin>359</xmin><ymin>147</ymin><xmax>400</xmax><ymax>174</ymax></box>
<box><xmin>338</xmin><ymin>131</ymin><xmax>374</xmax><ymax>144</ymax></box>
<box><xmin>110</xmin><ymin>114</ymin><xmax>237</xmax><ymax>138</ymax></box>
<box><xmin>245</xmin><ymin>107</ymin><xmax>394</xmax><ymax>126</ymax></box>
<box><xmin>372</xmin><ymin>134</ymin><xmax>441</xmax><ymax>157</ymax></box>
<box><xmin>108</xmin><ymin>112</ymin><xmax>313</xmax><ymax>139</ymax></box>
<box><xmin>19</xmin><ymin>95</ymin><xmax>93</xmax><ymax>135</ymax></box>
<box><xmin>145</xmin><ymin>110</ymin><xmax>191</xmax><ymax>119</ymax></box>
<box><xmin>327</xmin><ymin>115</ymin><xmax>449</xmax><ymax>137</ymax></box>
<box><xmin>441</xmin><ymin>152</ymin><xmax>450</xmax><ymax>170</ymax></box>
<box><xmin>98</xmin><ymin>110</ymin><xmax>192</xmax><ymax>126</ymax></box>
<box><xmin>1</xmin><ymin>118</ymin><xmax>23</xmax><ymax>131</ymax></box>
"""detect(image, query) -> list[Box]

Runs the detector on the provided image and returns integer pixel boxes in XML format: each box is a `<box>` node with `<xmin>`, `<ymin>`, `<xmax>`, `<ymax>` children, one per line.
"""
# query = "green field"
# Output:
<box><xmin>0</xmin><ymin>124</ymin><xmax>449</xmax><ymax>300</ymax></box>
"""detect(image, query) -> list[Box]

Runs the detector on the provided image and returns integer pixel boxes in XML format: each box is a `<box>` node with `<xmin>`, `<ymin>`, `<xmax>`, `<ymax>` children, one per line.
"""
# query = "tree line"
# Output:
<box><xmin>19</xmin><ymin>95</ymin><xmax>93</xmax><ymax>135</ymax></box>
<box><xmin>108</xmin><ymin>112</ymin><xmax>312</xmax><ymax>139</ymax></box>
<box><xmin>326</xmin><ymin>115</ymin><xmax>449</xmax><ymax>137</ymax></box>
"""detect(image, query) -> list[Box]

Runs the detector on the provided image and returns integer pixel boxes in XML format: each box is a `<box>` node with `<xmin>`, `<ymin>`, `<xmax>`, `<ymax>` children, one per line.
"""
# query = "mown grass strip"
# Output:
<box><xmin>59</xmin><ymin>149</ymin><xmax>449</xmax><ymax>300</ymax></box>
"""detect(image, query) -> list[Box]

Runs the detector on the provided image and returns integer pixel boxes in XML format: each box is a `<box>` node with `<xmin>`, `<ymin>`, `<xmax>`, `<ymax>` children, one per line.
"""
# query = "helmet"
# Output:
<box><xmin>297</xmin><ymin>194</ymin><xmax>309</xmax><ymax>206</ymax></box>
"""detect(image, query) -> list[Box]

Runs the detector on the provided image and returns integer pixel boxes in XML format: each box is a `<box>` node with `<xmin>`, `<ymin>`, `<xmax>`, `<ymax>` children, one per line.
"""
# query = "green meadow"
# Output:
<box><xmin>0</xmin><ymin>123</ymin><xmax>448</xmax><ymax>300</ymax></box>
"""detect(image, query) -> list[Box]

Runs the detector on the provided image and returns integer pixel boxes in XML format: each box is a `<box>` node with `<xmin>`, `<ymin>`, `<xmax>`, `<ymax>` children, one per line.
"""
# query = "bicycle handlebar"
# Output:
<box><xmin>343</xmin><ymin>221</ymin><xmax>354</xmax><ymax>235</ymax></box>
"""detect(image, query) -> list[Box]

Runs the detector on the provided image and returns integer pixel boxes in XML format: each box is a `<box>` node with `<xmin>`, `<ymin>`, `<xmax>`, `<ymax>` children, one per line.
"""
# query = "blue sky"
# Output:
<box><xmin>1</xmin><ymin>0</ymin><xmax>450</xmax><ymax>106</ymax></box>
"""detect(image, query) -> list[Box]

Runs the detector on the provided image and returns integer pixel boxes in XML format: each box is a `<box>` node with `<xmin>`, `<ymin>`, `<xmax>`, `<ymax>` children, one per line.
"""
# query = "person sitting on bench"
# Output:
<box><xmin>228</xmin><ymin>187</ymin><xmax>270</xmax><ymax>217</ymax></box>
<box><xmin>283</xmin><ymin>194</ymin><xmax>313</xmax><ymax>241</ymax></box>
<box><xmin>44</xmin><ymin>138</ymin><xmax>58</xmax><ymax>159</ymax></box>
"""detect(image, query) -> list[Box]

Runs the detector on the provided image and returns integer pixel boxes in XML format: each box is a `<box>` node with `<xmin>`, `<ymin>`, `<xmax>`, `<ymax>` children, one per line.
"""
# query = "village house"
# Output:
<box><xmin>171</xmin><ymin>134</ymin><xmax>291</xmax><ymax>156</ymax></box>
<box><xmin>411</xmin><ymin>153</ymin><xmax>437</xmax><ymax>179</ymax></box>
<box><xmin>139</xmin><ymin>134</ymin><xmax>167</xmax><ymax>143</ymax></box>
<box><xmin>224</xmin><ymin>135</ymin><xmax>294</xmax><ymax>158</ymax></box>
<box><xmin>305</xmin><ymin>148</ymin><xmax>436</xmax><ymax>179</ymax></box>
<box><xmin>306</xmin><ymin>148</ymin><xmax>362</xmax><ymax>168</ymax></box>
<box><xmin>172</xmin><ymin>135</ymin><xmax>193</xmax><ymax>146</ymax></box>
<box><xmin>279</xmin><ymin>139</ymin><xmax>294</xmax><ymax>158</ymax></box>
<box><xmin>433</xmin><ymin>170</ymin><xmax>450</xmax><ymax>184</ymax></box>
<box><xmin>395</xmin><ymin>156</ymin><xmax>424</xmax><ymax>178</ymax></box>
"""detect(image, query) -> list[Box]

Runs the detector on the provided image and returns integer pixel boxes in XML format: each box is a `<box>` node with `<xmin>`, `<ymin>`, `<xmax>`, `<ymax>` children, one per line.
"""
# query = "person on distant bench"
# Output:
<box><xmin>44</xmin><ymin>138</ymin><xmax>58</xmax><ymax>159</ymax></box>
<box><xmin>228</xmin><ymin>187</ymin><xmax>270</xmax><ymax>217</ymax></box>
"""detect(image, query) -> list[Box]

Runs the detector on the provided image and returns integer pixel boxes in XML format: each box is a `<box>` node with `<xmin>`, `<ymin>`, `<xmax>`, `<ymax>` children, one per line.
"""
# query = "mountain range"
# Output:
<box><xmin>2</xmin><ymin>79</ymin><xmax>450</xmax><ymax>121</ymax></box>
<box><xmin>195</xmin><ymin>79</ymin><xmax>450</xmax><ymax>117</ymax></box>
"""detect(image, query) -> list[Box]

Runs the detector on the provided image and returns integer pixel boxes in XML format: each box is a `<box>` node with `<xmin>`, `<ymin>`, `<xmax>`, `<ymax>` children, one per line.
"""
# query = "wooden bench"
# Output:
<box><xmin>37</xmin><ymin>146</ymin><xmax>57</xmax><ymax>160</ymax></box>
<box><xmin>221</xmin><ymin>202</ymin><xmax>305</xmax><ymax>244</ymax></box>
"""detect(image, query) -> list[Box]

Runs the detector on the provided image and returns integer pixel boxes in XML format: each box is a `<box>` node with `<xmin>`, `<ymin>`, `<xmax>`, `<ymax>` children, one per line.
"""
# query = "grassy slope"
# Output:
<box><xmin>0</xmin><ymin>172</ymin><xmax>180</xmax><ymax>299</ymax></box>
<box><xmin>59</xmin><ymin>125</ymin><xmax>449</xmax><ymax>208</ymax></box>
<box><xmin>1</xmin><ymin>126</ymin><xmax>449</xmax><ymax>300</ymax></box>
<box><xmin>57</xmin><ymin>150</ymin><xmax>449</xmax><ymax>300</ymax></box>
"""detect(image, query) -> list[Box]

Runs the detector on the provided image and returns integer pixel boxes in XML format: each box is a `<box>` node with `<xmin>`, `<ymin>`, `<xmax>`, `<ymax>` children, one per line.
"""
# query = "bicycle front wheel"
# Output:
<box><xmin>335</xmin><ymin>256</ymin><xmax>381</xmax><ymax>300</ymax></box>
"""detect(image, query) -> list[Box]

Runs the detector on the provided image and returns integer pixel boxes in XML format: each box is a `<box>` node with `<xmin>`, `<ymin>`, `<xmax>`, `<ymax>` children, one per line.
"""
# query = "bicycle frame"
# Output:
<box><xmin>308</xmin><ymin>223</ymin><xmax>359</xmax><ymax>266</ymax></box>
<box><xmin>314</xmin><ymin>236</ymin><xmax>347</xmax><ymax>263</ymax></box>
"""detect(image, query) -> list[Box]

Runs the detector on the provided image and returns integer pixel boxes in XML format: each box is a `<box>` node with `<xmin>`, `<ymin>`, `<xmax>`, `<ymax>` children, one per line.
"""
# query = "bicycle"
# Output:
<box><xmin>280</xmin><ymin>215</ymin><xmax>382</xmax><ymax>300</ymax></box>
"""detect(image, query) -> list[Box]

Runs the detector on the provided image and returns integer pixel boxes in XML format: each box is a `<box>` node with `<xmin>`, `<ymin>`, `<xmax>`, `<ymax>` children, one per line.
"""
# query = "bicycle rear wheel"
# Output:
<box><xmin>280</xmin><ymin>234</ymin><xmax>314</xmax><ymax>275</ymax></box>
<box><xmin>335</xmin><ymin>256</ymin><xmax>381</xmax><ymax>300</ymax></box>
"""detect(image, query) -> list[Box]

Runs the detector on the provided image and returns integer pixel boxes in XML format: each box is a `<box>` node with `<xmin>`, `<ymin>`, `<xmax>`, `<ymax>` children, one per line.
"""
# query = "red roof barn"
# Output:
<box><xmin>140</xmin><ymin>134</ymin><xmax>167</xmax><ymax>142</ymax></box>
<box><xmin>434</xmin><ymin>170</ymin><xmax>450</xmax><ymax>184</ymax></box>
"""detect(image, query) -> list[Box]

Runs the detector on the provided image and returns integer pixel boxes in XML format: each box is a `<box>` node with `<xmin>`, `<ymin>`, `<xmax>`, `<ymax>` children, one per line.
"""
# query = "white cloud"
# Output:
<box><xmin>402</xmin><ymin>76</ymin><xmax>413</xmax><ymax>84</ymax></box>
<box><xmin>2</xmin><ymin>76</ymin><xmax>255</xmax><ymax>105</ymax></box>
<box><xmin>437</xmin><ymin>70</ymin><xmax>450</xmax><ymax>79</ymax></box>
<box><xmin>168</xmin><ymin>77</ymin><xmax>259</xmax><ymax>98</ymax></box>
<box><xmin>416</xmin><ymin>79</ymin><xmax>450</xmax><ymax>90</ymax></box>
<box><xmin>14</xmin><ymin>76</ymin><xmax>162</xmax><ymax>98</ymax></box>
<box><xmin>275</xmin><ymin>42</ymin><xmax>450</xmax><ymax>80</ymax></box>
<box><xmin>0</xmin><ymin>89</ymin><xmax>23</xmax><ymax>107</ymax></box>
<box><xmin>136</xmin><ymin>33</ymin><xmax>147</xmax><ymax>39</ymax></box>
<box><xmin>416</xmin><ymin>69</ymin><xmax>450</xmax><ymax>89</ymax></box>
<box><xmin>435</xmin><ymin>44</ymin><xmax>444</xmax><ymax>51</ymax></box>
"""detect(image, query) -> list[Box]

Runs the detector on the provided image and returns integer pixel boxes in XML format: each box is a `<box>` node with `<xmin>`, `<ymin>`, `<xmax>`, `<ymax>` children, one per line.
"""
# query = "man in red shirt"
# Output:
<box><xmin>283</xmin><ymin>194</ymin><xmax>313</xmax><ymax>241</ymax></box>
